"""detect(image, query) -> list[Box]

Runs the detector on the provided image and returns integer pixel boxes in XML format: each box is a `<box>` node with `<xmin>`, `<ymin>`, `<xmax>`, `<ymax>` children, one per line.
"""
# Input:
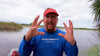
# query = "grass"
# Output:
<box><xmin>0</xmin><ymin>22</ymin><xmax>98</xmax><ymax>30</ymax></box>
<box><xmin>21</xmin><ymin>24</ymin><xmax>98</xmax><ymax>30</ymax></box>
<box><xmin>57</xmin><ymin>26</ymin><xmax>98</xmax><ymax>30</ymax></box>
<box><xmin>73</xmin><ymin>28</ymin><xmax>99</xmax><ymax>30</ymax></box>
<box><xmin>78</xmin><ymin>44</ymin><xmax>100</xmax><ymax>56</ymax></box>
<box><xmin>0</xmin><ymin>22</ymin><xmax>23</xmax><ymax>31</ymax></box>
<box><xmin>4</xmin><ymin>23</ymin><xmax>98</xmax><ymax>31</ymax></box>
<box><xmin>87</xmin><ymin>44</ymin><xmax>100</xmax><ymax>56</ymax></box>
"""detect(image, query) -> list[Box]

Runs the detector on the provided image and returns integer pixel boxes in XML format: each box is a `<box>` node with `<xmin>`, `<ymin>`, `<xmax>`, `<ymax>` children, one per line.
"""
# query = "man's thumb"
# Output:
<box><xmin>38</xmin><ymin>32</ymin><xmax>45</xmax><ymax>35</ymax></box>
<box><xmin>58</xmin><ymin>33</ymin><xmax>64</xmax><ymax>37</ymax></box>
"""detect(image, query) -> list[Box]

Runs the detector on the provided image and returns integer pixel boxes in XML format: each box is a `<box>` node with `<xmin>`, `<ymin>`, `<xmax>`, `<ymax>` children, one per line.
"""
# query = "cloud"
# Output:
<box><xmin>0</xmin><ymin>0</ymin><xmax>94</xmax><ymax>28</ymax></box>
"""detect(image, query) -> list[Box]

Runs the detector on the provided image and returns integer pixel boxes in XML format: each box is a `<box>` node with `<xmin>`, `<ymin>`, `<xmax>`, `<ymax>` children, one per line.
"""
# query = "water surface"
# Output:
<box><xmin>0</xmin><ymin>27</ymin><xmax>99</xmax><ymax>56</ymax></box>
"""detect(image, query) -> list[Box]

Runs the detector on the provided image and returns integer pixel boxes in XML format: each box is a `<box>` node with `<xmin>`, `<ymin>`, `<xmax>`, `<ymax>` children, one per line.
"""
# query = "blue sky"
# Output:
<box><xmin>0</xmin><ymin>0</ymin><xmax>95</xmax><ymax>28</ymax></box>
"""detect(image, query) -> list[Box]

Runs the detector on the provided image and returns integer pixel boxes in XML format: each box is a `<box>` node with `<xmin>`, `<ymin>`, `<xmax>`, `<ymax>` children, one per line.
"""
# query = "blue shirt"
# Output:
<box><xmin>19</xmin><ymin>27</ymin><xmax>78</xmax><ymax>56</ymax></box>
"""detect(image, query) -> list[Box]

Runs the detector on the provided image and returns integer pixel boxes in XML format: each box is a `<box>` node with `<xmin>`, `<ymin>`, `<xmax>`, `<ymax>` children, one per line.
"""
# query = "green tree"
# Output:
<box><xmin>89</xmin><ymin>1</ymin><xmax>100</xmax><ymax>55</ymax></box>
<box><xmin>90</xmin><ymin>0</ymin><xmax>100</xmax><ymax>29</ymax></box>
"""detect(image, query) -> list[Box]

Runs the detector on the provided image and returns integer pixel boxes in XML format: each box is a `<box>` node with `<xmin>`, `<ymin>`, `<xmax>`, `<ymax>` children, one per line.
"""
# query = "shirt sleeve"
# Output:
<box><xmin>64</xmin><ymin>40</ymin><xmax>78</xmax><ymax>56</ymax></box>
<box><xmin>19</xmin><ymin>36</ymin><xmax>35</xmax><ymax>56</ymax></box>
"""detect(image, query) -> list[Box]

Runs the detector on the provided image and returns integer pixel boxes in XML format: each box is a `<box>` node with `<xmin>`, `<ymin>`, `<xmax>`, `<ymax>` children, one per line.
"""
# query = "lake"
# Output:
<box><xmin>0</xmin><ymin>27</ymin><xmax>100</xmax><ymax>56</ymax></box>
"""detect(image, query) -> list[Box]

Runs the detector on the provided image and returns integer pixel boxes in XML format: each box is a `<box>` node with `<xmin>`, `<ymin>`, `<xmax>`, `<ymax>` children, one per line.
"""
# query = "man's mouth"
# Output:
<box><xmin>47</xmin><ymin>22</ymin><xmax>53</xmax><ymax>26</ymax></box>
<box><xmin>46</xmin><ymin>22</ymin><xmax>55</xmax><ymax>31</ymax></box>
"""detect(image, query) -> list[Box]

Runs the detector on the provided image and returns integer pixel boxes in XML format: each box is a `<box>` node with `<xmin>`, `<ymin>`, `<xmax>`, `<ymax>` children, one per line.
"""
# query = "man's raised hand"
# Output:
<box><xmin>25</xmin><ymin>15</ymin><xmax>45</xmax><ymax>41</ymax></box>
<box><xmin>58</xmin><ymin>20</ymin><xmax>75</xmax><ymax>45</ymax></box>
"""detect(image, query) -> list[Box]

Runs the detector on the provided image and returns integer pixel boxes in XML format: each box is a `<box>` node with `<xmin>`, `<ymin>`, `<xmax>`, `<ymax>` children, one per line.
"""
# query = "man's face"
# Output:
<box><xmin>44</xmin><ymin>13</ymin><xmax>58</xmax><ymax>31</ymax></box>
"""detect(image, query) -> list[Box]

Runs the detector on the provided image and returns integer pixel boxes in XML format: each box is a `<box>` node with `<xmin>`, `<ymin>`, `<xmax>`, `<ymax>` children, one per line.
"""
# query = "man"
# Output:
<box><xmin>19</xmin><ymin>8</ymin><xmax>78</xmax><ymax>56</ymax></box>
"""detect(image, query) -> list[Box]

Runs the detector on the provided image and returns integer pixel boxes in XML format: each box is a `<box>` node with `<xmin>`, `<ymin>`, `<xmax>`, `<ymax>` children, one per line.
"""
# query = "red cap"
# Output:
<box><xmin>43</xmin><ymin>8</ymin><xmax>59</xmax><ymax>16</ymax></box>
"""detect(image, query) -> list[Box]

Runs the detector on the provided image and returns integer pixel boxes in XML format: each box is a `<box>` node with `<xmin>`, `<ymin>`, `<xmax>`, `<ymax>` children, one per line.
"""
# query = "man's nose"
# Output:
<box><xmin>48</xmin><ymin>18</ymin><xmax>52</xmax><ymax>21</ymax></box>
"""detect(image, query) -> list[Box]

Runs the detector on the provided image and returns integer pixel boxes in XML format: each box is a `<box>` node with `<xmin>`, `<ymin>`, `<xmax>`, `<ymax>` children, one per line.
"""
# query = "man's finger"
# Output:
<box><xmin>37</xmin><ymin>19</ymin><xmax>44</xmax><ymax>26</ymax></box>
<box><xmin>38</xmin><ymin>32</ymin><xmax>45</xmax><ymax>35</ymax></box>
<box><xmin>63</xmin><ymin>22</ymin><xmax>68</xmax><ymax>31</ymax></box>
<box><xmin>58</xmin><ymin>33</ymin><xmax>65</xmax><ymax>37</ymax></box>
<box><xmin>32</xmin><ymin>15</ymin><xmax>40</xmax><ymax>26</ymax></box>
<box><xmin>69</xmin><ymin>20</ymin><xmax>73</xmax><ymax>29</ymax></box>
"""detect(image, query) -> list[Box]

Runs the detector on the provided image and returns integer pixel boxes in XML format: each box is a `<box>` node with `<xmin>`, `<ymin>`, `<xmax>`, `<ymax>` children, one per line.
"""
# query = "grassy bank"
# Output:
<box><xmin>78</xmin><ymin>44</ymin><xmax>100</xmax><ymax>56</ymax></box>
<box><xmin>0</xmin><ymin>22</ymin><xmax>23</xmax><ymax>31</ymax></box>
<box><xmin>73</xmin><ymin>28</ymin><xmax>98</xmax><ymax>30</ymax></box>
<box><xmin>87</xmin><ymin>44</ymin><xmax>100</xmax><ymax>56</ymax></box>
<box><xmin>21</xmin><ymin>24</ymin><xmax>99</xmax><ymax>30</ymax></box>
<box><xmin>57</xmin><ymin>26</ymin><xmax>98</xmax><ymax>30</ymax></box>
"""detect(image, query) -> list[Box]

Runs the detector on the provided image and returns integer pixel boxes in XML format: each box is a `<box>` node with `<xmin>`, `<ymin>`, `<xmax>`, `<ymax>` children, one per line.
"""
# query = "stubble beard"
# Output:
<box><xmin>47</xmin><ymin>26</ymin><xmax>55</xmax><ymax>31</ymax></box>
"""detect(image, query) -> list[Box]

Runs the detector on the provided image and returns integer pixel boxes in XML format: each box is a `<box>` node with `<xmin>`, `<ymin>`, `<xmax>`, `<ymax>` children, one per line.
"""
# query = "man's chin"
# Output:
<box><xmin>47</xmin><ymin>27</ymin><xmax>55</xmax><ymax>31</ymax></box>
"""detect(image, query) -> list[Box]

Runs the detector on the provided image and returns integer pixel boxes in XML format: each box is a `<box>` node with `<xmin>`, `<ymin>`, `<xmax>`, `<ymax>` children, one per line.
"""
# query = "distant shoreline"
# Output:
<box><xmin>0</xmin><ymin>22</ymin><xmax>23</xmax><ymax>31</ymax></box>
<box><xmin>57</xmin><ymin>27</ymin><xmax>98</xmax><ymax>31</ymax></box>
<box><xmin>22</xmin><ymin>24</ymin><xmax>99</xmax><ymax>31</ymax></box>
<box><xmin>0</xmin><ymin>21</ymin><xmax>99</xmax><ymax>31</ymax></box>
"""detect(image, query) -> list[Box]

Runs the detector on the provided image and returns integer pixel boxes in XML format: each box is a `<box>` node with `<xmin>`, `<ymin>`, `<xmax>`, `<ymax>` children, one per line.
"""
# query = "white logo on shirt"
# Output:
<box><xmin>41</xmin><ymin>38</ymin><xmax>59</xmax><ymax>43</ymax></box>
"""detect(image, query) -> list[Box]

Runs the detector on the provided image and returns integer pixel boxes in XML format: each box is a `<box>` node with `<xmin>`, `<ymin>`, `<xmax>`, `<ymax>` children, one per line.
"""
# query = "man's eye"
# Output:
<box><xmin>46</xmin><ymin>16</ymin><xmax>49</xmax><ymax>18</ymax></box>
<box><xmin>52</xmin><ymin>16</ymin><xmax>56</xmax><ymax>18</ymax></box>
